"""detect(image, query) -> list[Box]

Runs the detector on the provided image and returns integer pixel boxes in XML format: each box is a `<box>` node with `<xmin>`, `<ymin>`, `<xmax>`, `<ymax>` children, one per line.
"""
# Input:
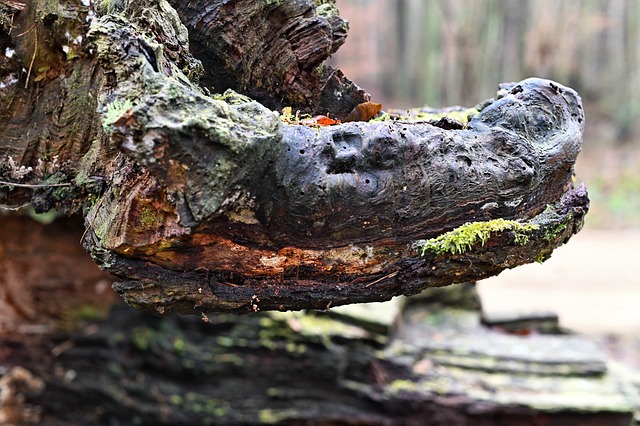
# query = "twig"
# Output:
<box><xmin>51</xmin><ymin>339</ymin><xmax>75</xmax><ymax>357</ymax></box>
<box><xmin>80</xmin><ymin>195</ymin><xmax>106</xmax><ymax>243</ymax></box>
<box><xmin>25</xmin><ymin>25</ymin><xmax>38</xmax><ymax>88</ymax></box>
<box><xmin>364</xmin><ymin>271</ymin><xmax>399</xmax><ymax>288</ymax></box>
<box><xmin>13</xmin><ymin>22</ymin><xmax>34</xmax><ymax>38</ymax></box>
<box><xmin>370</xmin><ymin>359</ymin><xmax>388</xmax><ymax>386</ymax></box>
<box><xmin>0</xmin><ymin>180</ymin><xmax>71</xmax><ymax>188</ymax></box>
<box><xmin>13</xmin><ymin>23</ymin><xmax>39</xmax><ymax>88</ymax></box>
<box><xmin>2</xmin><ymin>1</ymin><xmax>27</xmax><ymax>12</ymax></box>
<box><xmin>6</xmin><ymin>12</ymin><xmax>14</xmax><ymax>35</ymax></box>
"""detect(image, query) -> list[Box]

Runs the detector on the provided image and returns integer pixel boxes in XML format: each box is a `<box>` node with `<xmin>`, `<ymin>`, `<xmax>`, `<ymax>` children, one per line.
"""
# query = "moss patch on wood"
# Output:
<box><xmin>418</xmin><ymin>218</ymin><xmax>540</xmax><ymax>256</ymax></box>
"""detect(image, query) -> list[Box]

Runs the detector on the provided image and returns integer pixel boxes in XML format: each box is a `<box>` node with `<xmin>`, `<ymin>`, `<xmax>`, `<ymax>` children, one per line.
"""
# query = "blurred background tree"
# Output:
<box><xmin>331</xmin><ymin>0</ymin><xmax>640</xmax><ymax>228</ymax></box>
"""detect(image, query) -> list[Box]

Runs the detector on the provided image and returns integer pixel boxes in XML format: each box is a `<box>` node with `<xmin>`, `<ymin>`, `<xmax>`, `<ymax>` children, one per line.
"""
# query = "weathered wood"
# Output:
<box><xmin>3</xmin><ymin>285</ymin><xmax>635</xmax><ymax>425</ymax></box>
<box><xmin>0</xmin><ymin>0</ymin><xmax>588</xmax><ymax>314</ymax></box>
<box><xmin>166</xmin><ymin>0</ymin><xmax>369</xmax><ymax>118</ymax></box>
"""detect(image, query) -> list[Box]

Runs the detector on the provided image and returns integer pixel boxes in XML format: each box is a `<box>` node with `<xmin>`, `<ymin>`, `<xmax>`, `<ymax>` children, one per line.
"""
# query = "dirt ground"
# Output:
<box><xmin>478</xmin><ymin>228</ymin><xmax>640</xmax><ymax>335</ymax></box>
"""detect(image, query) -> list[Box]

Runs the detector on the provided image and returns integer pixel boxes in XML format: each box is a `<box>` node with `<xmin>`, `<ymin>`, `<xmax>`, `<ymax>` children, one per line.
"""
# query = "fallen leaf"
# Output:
<box><xmin>315</xmin><ymin>115</ymin><xmax>340</xmax><ymax>126</ymax></box>
<box><xmin>343</xmin><ymin>102</ymin><xmax>382</xmax><ymax>122</ymax></box>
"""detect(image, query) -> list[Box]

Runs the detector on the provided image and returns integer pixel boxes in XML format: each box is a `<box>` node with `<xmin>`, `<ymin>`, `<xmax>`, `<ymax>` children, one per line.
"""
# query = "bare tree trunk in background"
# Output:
<box><xmin>333</xmin><ymin>0</ymin><xmax>640</xmax><ymax>145</ymax></box>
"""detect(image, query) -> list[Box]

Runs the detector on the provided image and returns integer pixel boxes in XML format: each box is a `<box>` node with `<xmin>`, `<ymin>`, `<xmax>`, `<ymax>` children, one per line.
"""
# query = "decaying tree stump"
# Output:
<box><xmin>0</xmin><ymin>0</ymin><xmax>588</xmax><ymax>315</ymax></box>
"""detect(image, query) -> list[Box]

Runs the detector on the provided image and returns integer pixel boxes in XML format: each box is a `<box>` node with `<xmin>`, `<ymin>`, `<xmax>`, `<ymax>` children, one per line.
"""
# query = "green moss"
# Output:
<box><xmin>52</xmin><ymin>185</ymin><xmax>71</xmax><ymax>201</ymax></box>
<box><xmin>58</xmin><ymin>303</ymin><xmax>110</xmax><ymax>330</ymax></box>
<box><xmin>211</xmin><ymin>89</ymin><xmax>253</xmax><ymax>105</ymax></box>
<box><xmin>131</xmin><ymin>327</ymin><xmax>156</xmax><ymax>351</ymax></box>
<box><xmin>279</xmin><ymin>106</ymin><xmax>317</xmax><ymax>127</ymax></box>
<box><xmin>418</xmin><ymin>218</ymin><xmax>539</xmax><ymax>256</ymax></box>
<box><xmin>254</xmin><ymin>313</ymin><xmax>312</xmax><ymax>353</ymax></box>
<box><xmin>138</xmin><ymin>204</ymin><xmax>163</xmax><ymax>230</ymax></box>
<box><xmin>545</xmin><ymin>221</ymin><xmax>568</xmax><ymax>241</ymax></box>
<box><xmin>414</xmin><ymin>108</ymin><xmax>478</xmax><ymax>124</ymax></box>
<box><xmin>215</xmin><ymin>336</ymin><xmax>236</xmax><ymax>348</ymax></box>
<box><xmin>536</xmin><ymin>252</ymin><xmax>549</xmax><ymax>263</ymax></box>
<box><xmin>97</xmin><ymin>0</ymin><xmax>125</xmax><ymax>15</ymax></box>
<box><xmin>74</xmin><ymin>169</ymin><xmax>90</xmax><ymax>186</ymax></box>
<box><xmin>173</xmin><ymin>337</ymin><xmax>186</xmax><ymax>356</ymax></box>
<box><xmin>179</xmin><ymin>393</ymin><xmax>229</xmax><ymax>420</ymax></box>
<box><xmin>387</xmin><ymin>379</ymin><xmax>419</xmax><ymax>394</ymax></box>
<box><xmin>71</xmin><ymin>305</ymin><xmax>108</xmax><ymax>322</ymax></box>
<box><xmin>369</xmin><ymin>112</ymin><xmax>391</xmax><ymax>122</ymax></box>
<box><xmin>315</xmin><ymin>1</ymin><xmax>340</xmax><ymax>19</ymax></box>
<box><xmin>0</xmin><ymin>8</ymin><xmax>12</xmax><ymax>34</ymax></box>
<box><xmin>533</xmin><ymin>205</ymin><xmax>572</xmax><ymax>241</ymax></box>
<box><xmin>259</xmin><ymin>408</ymin><xmax>303</xmax><ymax>424</ymax></box>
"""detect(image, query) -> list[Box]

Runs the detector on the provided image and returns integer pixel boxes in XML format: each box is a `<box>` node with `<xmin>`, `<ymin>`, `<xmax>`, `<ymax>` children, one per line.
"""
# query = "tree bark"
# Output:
<box><xmin>0</xmin><ymin>0</ymin><xmax>588</xmax><ymax>314</ymax></box>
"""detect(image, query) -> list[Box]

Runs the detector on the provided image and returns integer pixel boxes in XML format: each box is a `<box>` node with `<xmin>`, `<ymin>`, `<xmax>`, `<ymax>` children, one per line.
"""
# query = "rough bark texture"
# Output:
<box><xmin>0</xmin><ymin>0</ymin><xmax>588</xmax><ymax>314</ymax></box>
<box><xmin>166</xmin><ymin>0</ymin><xmax>370</xmax><ymax>118</ymax></box>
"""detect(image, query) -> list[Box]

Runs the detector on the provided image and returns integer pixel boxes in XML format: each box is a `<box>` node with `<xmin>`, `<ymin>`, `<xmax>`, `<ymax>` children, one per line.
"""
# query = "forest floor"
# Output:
<box><xmin>478</xmin><ymin>139</ymin><xmax>640</xmax><ymax>335</ymax></box>
<box><xmin>575</xmin><ymin>147</ymin><xmax>640</xmax><ymax>229</ymax></box>
<box><xmin>478</xmin><ymin>228</ymin><xmax>640</xmax><ymax>369</ymax></box>
<box><xmin>478</xmin><ymin>228</ymin><xmax>640</xmax><ymax>335</ymax></box>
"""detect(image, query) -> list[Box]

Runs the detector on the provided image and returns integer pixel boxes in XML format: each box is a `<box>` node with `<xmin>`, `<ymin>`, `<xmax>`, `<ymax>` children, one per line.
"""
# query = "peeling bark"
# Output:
<box><xmin>0</xmin><ymin>0</ymin><xmax>588</xmax><ymax>314</ymax></box>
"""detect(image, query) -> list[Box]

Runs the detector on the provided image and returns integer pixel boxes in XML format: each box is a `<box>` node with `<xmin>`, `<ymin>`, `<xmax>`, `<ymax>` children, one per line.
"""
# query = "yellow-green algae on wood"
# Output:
<box><xmin>418</xmin><ymin>218</ymin><xmax>539</xmax><ymax>256</ymax></box>
<box><xmin>383</xmin><ymin>106</ymin><xmax>480</xmax><ymax>126</ymax></box>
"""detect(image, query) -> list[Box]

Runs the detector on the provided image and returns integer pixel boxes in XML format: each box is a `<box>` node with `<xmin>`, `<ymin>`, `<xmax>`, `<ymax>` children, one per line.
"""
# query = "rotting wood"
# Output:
<box><xmin>3</xmin><ymin>286</ymin><xmax>635</xmax><ymax>426</ymax></box>
<box><xmin>0</xmin><ymin>0</ymin><xmax>588</xmax><ymax>314</ymax></box>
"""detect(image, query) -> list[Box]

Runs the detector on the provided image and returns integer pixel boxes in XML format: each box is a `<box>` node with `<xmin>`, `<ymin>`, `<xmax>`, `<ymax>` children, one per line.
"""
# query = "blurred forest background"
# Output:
<box><xmin>330</xmin><ymin>0</ymin><xmax>640</xmax><ymax>228</ymax></box>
